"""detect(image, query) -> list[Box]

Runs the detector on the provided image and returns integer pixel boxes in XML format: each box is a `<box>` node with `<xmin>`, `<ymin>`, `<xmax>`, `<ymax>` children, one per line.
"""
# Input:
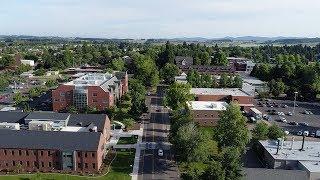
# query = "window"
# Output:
<box><xmin>13</xmin><ymin>161</ymin><xmax>15</xmax><ymax>166</ymax></box>
<box><xmin>196</xmin><ymin>114</ymin><xmax>199</xmax><ymax>117</ymax></box>
<box><xmin>4</xmin><ymin>150</ymin><xmax>7</xmax><ymax>155</ymax></box>
<box><xmin>211</xmin><ymin>114</ymin><xmax>214</xmax><ymax>117</ymax></box>
<box><xmin>60</xmin><ymin>92</ymin><xmax>65</xmax><ymax>97</ymax></box>
<box><xmin>92</xmin><ymin>153</ymin><xmax>95</xmax><ymax>158</ymax></box>
<box><xmin>41</xmin><ymin>151</ymin><xmax>44</xmax><ymax>156</ymax></box>
<box><xmin>85</xmin><ymin>163</ymin><xmax>88</xmax><ymax>168</ymax></box>
<box><xmin>48</xmin><ymin>151</ymin><xmax>51</xmax><ymax>156</ymax></box>
<box><xmin>56</xmin><ymin>162</ymin><xmax>60</xmax><ymax>167</ymax></box>
<box><xmin>20</xmin><ymin>161</ymin><xmax>22</xmax><ymax>165</ymax></box>
<box><xmin>54</xmin><ymin>99</ymin><xmax>59</xmax><ymax>102</ymax></box>
<box><xmin>27</xmin><ymin>161</ymin><xmax>30</xmax><ymax>167</ymax></box>
<box><xmin>92</xmin><ymin>99</ymin><xmax>97</xmax><ymax>103</ymax></box>
<box><xmin>49</xmin><ymin>162</ymin><xmax>52</xmax><ymax>167</ymax></box>
<box><xmin>78</xmin><ymin>152</ymin><xmax>81</xmax><ymax>157</ymax></box>
<box><xmin>19</xmin><ymin>150</ymin><xmax>22</xmax><ymax>156</ymax></box>
<box><xmin>85</xmin><ymin>153</ymin><xmax>87</xmax><ymax>158</ymax></box>
<box><xmin>204</xmin><ymin>114</ymin><xmax>207</xmax><ymax>117</ymax></box>
<box><xmin>92</xmin><ymin>163</ymin><xmax>96</xmax><ymax>169</ymax></box>
<box><xmin>26</xmin><ymin>151</ymin><xmax>29</xmax><ymax>156</ymax></box>
<box><xmin>41</xmin><ymin>162</ymin><xmax>44</xmax><ymax>167</ymax></box>
<box><xmin>93</xmin><ymin>93</ymin><xmax>97</xmax><ymax>97</ymax></box>
<box><xmin>34</xmin><ymin>161</ymin><xmax>37</xmax><ymax>167</ymax></box>
<box><xmin>78</xmin><ymin>163</ymin><xmax>82</xmax><ymax>168</ymax></box>
<box><xmin>12</xmin><ymin>150</ymin><xmax>14</xmax><ymax>155</ymax></box>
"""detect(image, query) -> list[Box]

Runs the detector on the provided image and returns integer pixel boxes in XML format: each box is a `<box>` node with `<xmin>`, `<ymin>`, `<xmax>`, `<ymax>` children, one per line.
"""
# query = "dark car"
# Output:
<box><xmin>299</xmin><ymin>122</ymin><xmax>309</xmax><ymax>126</ymax></box>
<box><xmin>289</xmin><ymin>121</ymin><xmax>298</xmax><ymax>126</ymax></box>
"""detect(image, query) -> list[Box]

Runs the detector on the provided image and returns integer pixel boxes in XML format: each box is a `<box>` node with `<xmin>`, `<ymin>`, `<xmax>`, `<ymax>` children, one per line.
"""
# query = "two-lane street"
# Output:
<box><xmin>138</xmin><ymin>86</ymin><xmax>179</xmax><ymax>180</ymax></box>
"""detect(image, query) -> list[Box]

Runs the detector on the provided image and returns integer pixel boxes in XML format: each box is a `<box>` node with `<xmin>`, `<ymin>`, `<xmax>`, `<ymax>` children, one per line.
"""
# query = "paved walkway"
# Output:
<box><xmin>106</xmin><ymin>125</ymin><xmax>144</xmax><ymax>180</ymax></box>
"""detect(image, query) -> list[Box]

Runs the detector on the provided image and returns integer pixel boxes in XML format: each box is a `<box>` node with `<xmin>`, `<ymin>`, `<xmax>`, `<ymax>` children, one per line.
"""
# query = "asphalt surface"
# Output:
<box><xmin>254</xmin><ymin>99</ymin><xmax>320</xmax><ymax>135</ymax></box>
<box><xmin>138</xmin><ymin>86</ymin><xmax>180</xmax><ymax>180</ymax></box>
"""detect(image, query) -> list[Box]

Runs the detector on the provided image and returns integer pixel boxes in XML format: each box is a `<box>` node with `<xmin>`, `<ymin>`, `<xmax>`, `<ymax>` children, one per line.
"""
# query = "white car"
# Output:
<box><xmin>158</xmin><ymin>149</ymin><xmax>164</xmax><ymax>157</ymax></box>
<box><xmin>303</xmin><ymin>131</ymin><xmax>309</xmax><ymax>136</ymax></box>
<box><xmin>284</xmin><ymin>131</ymin><xmax>290</xmax><ymax>135</ymax></box>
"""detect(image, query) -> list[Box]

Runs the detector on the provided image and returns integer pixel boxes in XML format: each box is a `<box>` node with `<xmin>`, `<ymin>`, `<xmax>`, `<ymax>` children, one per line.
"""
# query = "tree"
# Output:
<box><xmin>13</xmin><ymin>92</ymin><xmax>27</xmax><ymax>106</ymax></box>
<box><xmin>129</xmin><ymin>79</ymin><xmax>147</xmax><ymax>117</ymax></box>
<box><xmin>215</xmin><ymin>102</ymin><xmax>249</xmax><ymax>152</ymax></box>
<box><xmin>33</xmin><ymin>68</ymin><xmax>46</xmax><ymax>76</ymax></box>
<box><xmin>233</xmin><ymin>75</ymin><xmax>243</xmax><ymax>88</ymax></box>
<box><xmin>160</xmin><ymin>63</ymin><xmax>180</xmax><ymax>84</ymax></box>
<box><xmin>220</xmin><ymin>73</ymin><xmax>229</xmax><ymax>88</ymax></box>
<box><xmin>16</xmin><ymin>64</ymin><xmax>32</xmax><ymax>75</ymax></box>
<box><xmin>109</xmin><ymin>57</ymin><xmax>125</xmax><ymax>71</ymax></box>
<box><xmin>204</xmin><ymin>160</ymin><xmax>225</xmax><ymax>180</ymax></box>
<box><xmin>0</xmin><ymin>54</ymin><xmax>14</xmax><ymax>68</ymax></box>
<box><xmin>164</xmin><ymin>83</ymin><xmax>194</xmax><ymax>110</ymax></box>
<box><xmin>183</xmin><ymin>162</ymin><xmax>207</xmax><ymax>180</ymax></box>
<box><xmin>221</xmin><ymin>147</ymin><xmax>243</xmax><ymax>180</ymax></box>
<box><xmin>133</xmin><ymin>53</ymin><xmax>160</xmax><ymax>87</ymax></box>
<box><xmin>252</xmin><ymin>122</ymin><xmax>269</xmax><ymax>140</ymax></box>
<box><xmin>213</xmin><ymin>50</ymin><xmax>228</xmax><ymax>66</ymax></box>
<box><xmin>45</xmin><ymin>79</ymin><xmax>58</xmax><ymax>88</ymax></box>
<box><xmin>269</xmin><ymin>79</ymin><xmax>285</xmax><ymax>97</ymax></box>
<box><xmin>267</xmin><ymin>124</ymin><xmax>285</xmax><ymax>140</ymax></box>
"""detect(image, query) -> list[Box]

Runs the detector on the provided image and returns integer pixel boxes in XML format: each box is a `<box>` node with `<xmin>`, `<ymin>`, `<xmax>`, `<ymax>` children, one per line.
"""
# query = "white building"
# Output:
<box><xmin>20</xmin><ymin>59</ymin><xmax>35</xmax><ymax>67</ymax></box>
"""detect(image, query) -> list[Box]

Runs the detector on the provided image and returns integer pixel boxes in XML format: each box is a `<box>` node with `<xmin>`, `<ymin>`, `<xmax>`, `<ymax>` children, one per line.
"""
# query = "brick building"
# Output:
<box><xmin>52</xmin><ymin>72</ymin><xmax>128</xmax><ymax>112</ymax></box>
<box><xmin>187</xmin><ymin>101</ymin><xmax>228</xmax><ymax>126</ymax></box>
<box><xmin>175</xmin><ymin>56</ymin><xmax>236</xmax><ymax>75</ymax></box>
<box><xmin>0</xmin><ymin>111</ymin><xmax>111</xmax><ymax>173</ymax></box>
<box><xmin>191</xmin><ymin>88</ymin><xmax>254</xmax><ymax>111</ymax></box>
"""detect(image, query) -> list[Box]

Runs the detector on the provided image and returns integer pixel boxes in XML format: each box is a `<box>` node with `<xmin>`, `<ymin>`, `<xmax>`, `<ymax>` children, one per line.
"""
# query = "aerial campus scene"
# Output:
<box><xmin>1</xmin><ymin>0</ymin><xmax>320</xmax><ymax>180</ymax></box>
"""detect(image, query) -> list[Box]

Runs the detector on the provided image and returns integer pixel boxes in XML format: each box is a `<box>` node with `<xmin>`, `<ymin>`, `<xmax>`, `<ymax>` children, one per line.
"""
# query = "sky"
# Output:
<box><xmin>1</xmin><ymin>0</ymin><xmax>320</xmax><ymax>39</ymax></box>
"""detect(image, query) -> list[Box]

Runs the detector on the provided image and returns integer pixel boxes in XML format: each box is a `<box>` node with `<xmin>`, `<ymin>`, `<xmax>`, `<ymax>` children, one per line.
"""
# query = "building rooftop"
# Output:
<box><xmin>0</xmin><ymin>129</ymin><xmax>101</xmax><ymax>151</ymax></box>
<box><xmin>0</xmin><ymin>112</ymin><xmax>29</xmax><ymax>124</ymax></box>
<box><xmin>244</xmin><ymin>168</ymin><xmax>308</xmax><ymax>180</ymax></box>
<box><xmin>191</xmin><ymin>88</ymin><xmax>251</xmax><ymax>97</ymax></box>
<box><xmin>260</xmin><ymin>140</ymin><xmax>320</xmax><ymax>165</ymax></box>
<box><xmin>187</xmin><ymin>101</ymin><xmax>228</xmax><ymax>111</ymax></box>
<box><xmin>25</xmin><ymin>112</ymin><xmax>70</xmax><ymax>121</ymax></box>
<box><xmin>68</xmin><ymin>114</ymin><xmax>107</xmax><ymax>132</ymax></box>
<box><xmin>243</xmin><ymin>77</ymin><xmax>266</xmax><ymax>85</ymax></box>
<box><xmin>65</xmin><ymin>73</ymin><xmax>116</xmax><ymax>86</ymax></box>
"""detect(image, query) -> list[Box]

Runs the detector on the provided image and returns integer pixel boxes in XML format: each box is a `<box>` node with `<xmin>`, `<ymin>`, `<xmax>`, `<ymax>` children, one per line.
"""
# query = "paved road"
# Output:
<box><xmin>138</xmin><ymin>86</ymin><xmax>180</xmax><ymax>180</ymax></box>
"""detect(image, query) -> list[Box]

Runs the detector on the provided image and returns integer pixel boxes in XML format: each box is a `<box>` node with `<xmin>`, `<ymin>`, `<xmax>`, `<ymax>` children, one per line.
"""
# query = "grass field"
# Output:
<box><xmin>117</xmin><ymin>136</ymin><xmax>138</xmax><ymax>145</ymax></box>
<box><xmin>0</xmin><ymin>150</ymin><xmax>135</xmax><ymax>180</ymax></box>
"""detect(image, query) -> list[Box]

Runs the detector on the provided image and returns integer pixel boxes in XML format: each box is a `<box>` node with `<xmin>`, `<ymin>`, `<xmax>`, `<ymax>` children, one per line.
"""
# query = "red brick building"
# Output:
<box><xmin>188</xmin><ymin>101</ymin><xmax>228</xmax><ymax>126</ymax></box>
<box><xmin>191</xmin><ymin>88</ymin><xmax>254</xmax><ymax>111</ymax></box>
<box><xmin>0</xmin><ymin>112</ymin><xmax>111</xmax><ymax>173</ymax></box>
<box><xmin>52</xmin><ymin>72</ymin><xmax>128</xmax><ymax>112</ymax></box>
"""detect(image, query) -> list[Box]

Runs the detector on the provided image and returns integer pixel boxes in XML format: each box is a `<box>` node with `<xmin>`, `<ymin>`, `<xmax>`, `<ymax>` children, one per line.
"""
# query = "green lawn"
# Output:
<box><xmin>0</xmin><ymin>150</ymin><xmax>135</xmax><ymax>180</ymax></box>
<box><xmin>117</xmin><ymin>136</ymin><xmax>138</xmax><ymax>145</ymax></box>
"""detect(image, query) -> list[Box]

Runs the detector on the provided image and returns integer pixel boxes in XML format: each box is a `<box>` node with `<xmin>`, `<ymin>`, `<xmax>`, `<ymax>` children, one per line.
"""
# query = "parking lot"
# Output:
<box><xmin>254</xmin><ymin>99</ymin><xmax>320</xmax><ymax>136</ymax></box>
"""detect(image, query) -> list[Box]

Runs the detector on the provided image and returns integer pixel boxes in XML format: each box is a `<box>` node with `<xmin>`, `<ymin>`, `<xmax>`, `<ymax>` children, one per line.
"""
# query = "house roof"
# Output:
<box><xmin>175</xmin><ymin>56</ymin><xmax>194</xmax><ymax>66</ymax></box>
<box><xmin>0</xmin><ymin>111</ymin><xmax>29</xmax><ymax>123</ymax></box>
<box><xmin>191</xmin><ymin>88</ymin><xmax>251</xmax><ymax>97</ymax></box>
<box><xmin>0</xmin><ymin>129</ymin><xmax>102</xmax><ymax>151</ymax></box>
<box><xmin>25</xmin><ymin>112</ymin><xmax>70</xmax><ymax>121</ymax></box>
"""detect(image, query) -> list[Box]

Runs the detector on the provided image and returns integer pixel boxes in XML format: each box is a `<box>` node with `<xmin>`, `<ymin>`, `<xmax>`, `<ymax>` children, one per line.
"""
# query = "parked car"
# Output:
<box><xmin>287</xmin><ymin>112</ymin><xmax>293</xmax><ymax>116</ymax></box>
<box><xmin>297</xmin><ymin>131</ymin><xmax>303</xmax><ymax>136</ymax></box>
<box><xmin>158</xmin><ymin>149</ymin><xmax>164</xmax><ymax>157</ymax></box>
<box><xmin>284</xmin><ymin>131</ymin><xmax>290</xmax><ymax>135</ymax></box>
<box><xmin>282</xmin><ymin>104</ymin><xmax>288</xmax><ymax>108</ymax></box>
<box><xmin>316</xmin><ymin>130</ymin><xmax>320</xmax><ymax>137</ymax></box>
<box><xmin>310</xmin><ymin>132</ymin><xmax>316</xmax><ymax>137</ymax></box>
<box><xmin>279</xmin><ymin>117</ymin><xmax>287</xmax><ymax>123</ymax></box>
<box><xmin>289</xmin><ymin>121</ymin><xmax>298</xmax><ymax>126</ymax></box>
<box><xmin>299</xmin><ymin>122</ymin><xmax>309</xmax><ymax>126</ymax></box>
<box><xmin>303</xmin><ymin>131</ymin><xmax>309</xmax><ymax>136</ymax></box>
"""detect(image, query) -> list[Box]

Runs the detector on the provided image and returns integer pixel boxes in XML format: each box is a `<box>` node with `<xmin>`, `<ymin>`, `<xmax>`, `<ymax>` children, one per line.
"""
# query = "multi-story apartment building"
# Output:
<box><xmin>52</xmin><ymin>72</ymin><xmax>128</xmax><ymax>112</ymax></box>
<box><xmin>0</xmin><ymin>111</ymin><xmax>111</xmax><ymax>173</ymax></box>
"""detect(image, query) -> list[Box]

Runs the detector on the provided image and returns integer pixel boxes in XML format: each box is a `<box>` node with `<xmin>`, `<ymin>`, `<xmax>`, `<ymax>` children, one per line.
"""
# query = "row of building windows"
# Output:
<box><xmin>2</xmin><ymin>150</ymin><xmax>57</xmax><ymax>157</ymax></box>
<box><xmin>0</xmin><ymin>161</ymin><xmax>97</xmax><ymax>170</ymax></box>
<box><xmin>0</xmin><ymin>161</ymin><xmax>57</xmax><ymax>168</ymax></box>
<box><xmin>77</xmin><ymin>152</ymin><xmax>95</xmax><ymax>158</ymax></box>
<box><xmin>195</xmin><ymin>114</ymin><xmax>216</xmax><ymax>118</ymax></box>
<box><xmin>60</xmin><ymin>92</ymin><xmax>98</xmax><ymax>97</ymax></box>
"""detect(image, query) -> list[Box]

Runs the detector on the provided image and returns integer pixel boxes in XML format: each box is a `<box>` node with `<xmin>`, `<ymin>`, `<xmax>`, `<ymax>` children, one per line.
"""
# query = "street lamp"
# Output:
<box><xmin>293</xmin><ymin>92</ymin><xmax>298</xmax><ymax>114</ymax></box>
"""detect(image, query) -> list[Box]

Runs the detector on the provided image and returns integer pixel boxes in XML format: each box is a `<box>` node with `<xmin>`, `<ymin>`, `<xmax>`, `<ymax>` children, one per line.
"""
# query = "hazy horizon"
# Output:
<box><xmin>1</xmin><ymin>0</ymin><xmax>320</xmax><ymax>39</ymax></box>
